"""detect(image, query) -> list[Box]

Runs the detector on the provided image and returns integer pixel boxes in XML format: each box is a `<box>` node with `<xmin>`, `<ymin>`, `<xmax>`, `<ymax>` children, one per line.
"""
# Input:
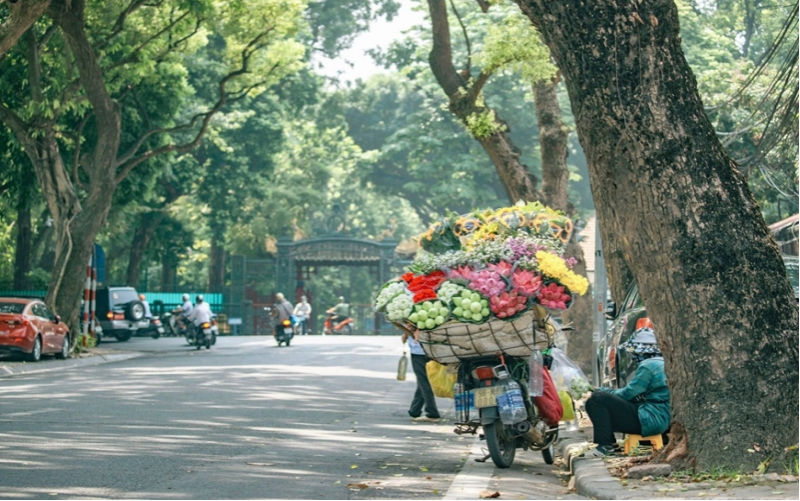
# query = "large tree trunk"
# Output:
<box><xmin>426</xmin><ymin>0</ymin><xmax>539</xmax><ymax>202</ymax></box>
<box><xmin>515</xmin><ymin>0</ymin><xmax>799</xmax><ymax>471</ymax></box>
<box><xmin>532</xmin><ymin>75</ymin><xmax>594</xmax><ymax>373</ymax></box>
<box><xmin>12</xmin><ymin>168</ymin><xmax>35</xmax><ymax>290</ymax></box>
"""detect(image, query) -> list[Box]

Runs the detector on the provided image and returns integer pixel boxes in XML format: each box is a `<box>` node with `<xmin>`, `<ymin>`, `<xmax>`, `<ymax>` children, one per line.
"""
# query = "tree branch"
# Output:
<box><xmin>26</xmin><ymin>29</ymin><xmax>44</xmax><ymax>103</ymax></box>
<box><xmin>448</xmin><ymin>0</ymin><xmax>472</xmax><ymax>73</ymax></box>
<box><xmin>113</xmin><ymin>29</ymin><xmax>277</xmax><ymax>182</ymax></box>
<box><xmin>0</xmin><ymin>0</ymin><xmax>51</xmax><ymax>60</ymax></box>
<box><xmin>108</xmin><ymin>9</ymin><xmax>191</xmax><ymax>70</ymax></box>
<box><xmin>426</xmin><ymin>0</ymin><xmax>466</xmax><ymax>96</ymax></box>
<box><xmin>0</xmin><ymin>100</ymin><xmax>30</xmax><ymax>139</ymax></box>
<box><xmin>53</xmin><ymin>0</ymin><xmax>122</xmax><ymax>177</ymax></box>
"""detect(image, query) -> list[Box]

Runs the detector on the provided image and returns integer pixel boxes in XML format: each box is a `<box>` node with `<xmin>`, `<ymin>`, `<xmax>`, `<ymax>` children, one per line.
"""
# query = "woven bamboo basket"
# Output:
<box><xmin>392</xmin><ymin>307</ymin><xmax>555</xmax><ymax>365</ymax></box>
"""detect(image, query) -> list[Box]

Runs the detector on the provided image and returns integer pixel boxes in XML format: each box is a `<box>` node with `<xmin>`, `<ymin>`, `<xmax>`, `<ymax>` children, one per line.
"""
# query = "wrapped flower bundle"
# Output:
<box><xmin>374</xmin><ymin>202</ymin><xmax>590</xmax><ymax>331</ymax></box>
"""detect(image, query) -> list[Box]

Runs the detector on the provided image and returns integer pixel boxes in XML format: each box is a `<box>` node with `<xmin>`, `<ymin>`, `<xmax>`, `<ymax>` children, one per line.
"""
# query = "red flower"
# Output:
<box><xmin>401</xmin><ymin>272</ymin><xmax>415</xmax><ymax>283</ymax></box>
<box><xmin>413</xmin><ymin>289</ymin><xmax>438</xmax><ymax>303</ymax></box>
<box><xmin>408</xmin><ymin>271</ymin><xmax>447</xmax><ymax>293</ymax></box>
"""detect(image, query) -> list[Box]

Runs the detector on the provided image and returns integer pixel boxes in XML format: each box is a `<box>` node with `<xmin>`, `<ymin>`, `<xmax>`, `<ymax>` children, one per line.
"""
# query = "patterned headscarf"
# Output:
<box><xmin>618</xmin><ymin>327</ymin><xmax>661</xmax><ymax>360</ymax></box>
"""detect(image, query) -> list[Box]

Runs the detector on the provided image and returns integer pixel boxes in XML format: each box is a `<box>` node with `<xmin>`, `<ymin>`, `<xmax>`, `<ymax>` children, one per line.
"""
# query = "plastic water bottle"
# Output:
<box><xmin>397</xmin><ymin>352</ymin><xmax>408</xmax><ymax>381</ymax></box>
<box><xmin>529</xmin><ymin>348</ymin><xmax>543</xmax><ymax>397</ymax></box>
<box><xmin>454</xmin><ymin>382</ymin><xmax>465</xmax><ymax>412</ymax></box>
<box><xmin>496</xmin><ymin>368</ymin><xmax>528</xmax><ymax>425</ymax></box>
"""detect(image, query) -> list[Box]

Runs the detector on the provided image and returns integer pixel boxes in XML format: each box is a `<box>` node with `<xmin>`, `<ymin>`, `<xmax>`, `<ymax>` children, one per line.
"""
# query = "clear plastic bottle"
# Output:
<box><xmin>454</xmin><ymin>382</ymin><xmax>465</xmax><ymax>413</ymax></box>
<box><xmin>529</xmin><ymin>348</ymin><xmax>544</xmax><ymax>397</ymax></box>
<box><xmin>397</xmin><ymin>352</ymin><xmax>408</xmax><ymax>381</ymax></box>
<box><xmin>496</xmin><ymin>367</ymin><xmax>528</xmax><ymax>425</ymax></box>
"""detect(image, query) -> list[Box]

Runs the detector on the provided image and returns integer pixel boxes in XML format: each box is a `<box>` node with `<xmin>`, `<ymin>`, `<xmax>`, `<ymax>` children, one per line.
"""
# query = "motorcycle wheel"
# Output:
<box><xmin>484</xmin><ymin>421</ymin><xmax>516</xmax><ymax>468</ymax></box>
<box><xmin>285</xmin><ymin>337</ymin><xmax>291</xmax><ymax>346</ymax></box>
<box><xmin>205</xmin><ymin>339</ymin><xmax>211</xmax><ymax>349</ymax></box>
<box><xmin>151</xmin><ymin>331</ymin><xmax>161</xmax><ymax>339</ymax></box>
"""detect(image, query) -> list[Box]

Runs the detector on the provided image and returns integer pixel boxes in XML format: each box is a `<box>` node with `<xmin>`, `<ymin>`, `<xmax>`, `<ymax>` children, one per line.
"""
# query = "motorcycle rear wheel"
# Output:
<box><xmin>484</xmin><ymin>421</ymin><xmax>516</xmax><ymax>468</ymax></box>
<box><xmin>541</xmin><ymin>443</ymin><xmax>555</xmax><ymax>464</ymax></box>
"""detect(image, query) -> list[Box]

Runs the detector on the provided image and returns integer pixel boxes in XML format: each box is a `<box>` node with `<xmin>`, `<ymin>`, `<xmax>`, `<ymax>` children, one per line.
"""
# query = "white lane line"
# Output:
<box><xmin>443</xmin><ymin>435</ymin><xmax>494</xmax><ymax>500</ymax></box>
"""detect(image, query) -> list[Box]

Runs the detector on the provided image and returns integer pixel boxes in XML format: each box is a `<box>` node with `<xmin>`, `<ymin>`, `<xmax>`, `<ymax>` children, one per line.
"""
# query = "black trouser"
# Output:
<box><xmin>409</xmin><ymin>354</ymin><xmax>440</xmax><ymax>419</ymax></box>
<box><xmin>585</xmin><ymin>391</ymin><xmax>642</xmax><ymax>446</ymax></box>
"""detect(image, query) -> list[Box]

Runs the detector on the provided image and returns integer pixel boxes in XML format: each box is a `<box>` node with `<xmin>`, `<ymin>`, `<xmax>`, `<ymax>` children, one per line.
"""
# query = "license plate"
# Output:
<box><xmin>474</xmin><ymin>386</ymin><xmax>504</xmax><ymax>409</ymax></box>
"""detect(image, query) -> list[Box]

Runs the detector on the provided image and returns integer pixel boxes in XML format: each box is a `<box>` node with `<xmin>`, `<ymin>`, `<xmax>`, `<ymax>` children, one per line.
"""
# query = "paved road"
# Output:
<box><xmin>0</xmin><ymin>336</ymin><xmax>580</xmax><ymax>499</ymax></box>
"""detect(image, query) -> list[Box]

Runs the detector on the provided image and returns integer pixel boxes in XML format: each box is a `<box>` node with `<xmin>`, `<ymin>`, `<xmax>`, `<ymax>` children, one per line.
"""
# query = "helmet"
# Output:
<box><xmin>182</xmin><ymin>294</ymin><xmax>190</xmax><ymax>301</ymax></box>
<box><xmin>196</xmin><ymin>295</ymin><xmax>204</xmax><ymax>303</ymax></box>
<box><xmin>618</xmin><ymin>327</ymin><xmax>661</xmax><ymax>361</ymax></box>
<box><xmin>338</xmin><ymin>296</ymin><xmax>344</xmax><ymax>302</ymax></box>
<box><xmin>275</xmin><ymin>292</ymin><xmax>285</xmax><ymax>302</ymax></box>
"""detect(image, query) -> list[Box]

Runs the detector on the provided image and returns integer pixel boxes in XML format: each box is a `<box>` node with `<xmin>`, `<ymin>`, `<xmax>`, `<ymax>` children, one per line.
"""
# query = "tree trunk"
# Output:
<box><xmin>532</xmin><ymin>75</ymin><xmax>594</xmax><ymax>373</ymax></box>
<box><xmin>515</xmin><ymin>0</ymin><xmax>799</xmax><ymax>471</ymax></box>
<box><xmin>533</xmin><ymin>77</ymin><xmax>569</xmax><ymax>210</ymax></box>
<box><xmin>126</xmin><ymin>211</ymin><xmax>165</xmax><ymax>287</ymax></box>
<box><xmin>12</xmin><ymin>169</ymin><xmax>35</xmax><ymax>290</ymax></box>
<box><xmin>208</xmin><ymin>239</ymin><xmax>226</xmax><ymax>292</ymax></box>
<box><xmin>426</xmin><ymin>0</ymin><xmax>539</xmax><ymax>203</ymax></box>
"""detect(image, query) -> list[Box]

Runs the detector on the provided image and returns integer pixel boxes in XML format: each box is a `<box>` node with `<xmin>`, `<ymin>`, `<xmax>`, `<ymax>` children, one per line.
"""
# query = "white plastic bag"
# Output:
<box><xmin>549</xmin><ymin>347</ymin><xmax>591</xmax><ymax>399</ymax></box>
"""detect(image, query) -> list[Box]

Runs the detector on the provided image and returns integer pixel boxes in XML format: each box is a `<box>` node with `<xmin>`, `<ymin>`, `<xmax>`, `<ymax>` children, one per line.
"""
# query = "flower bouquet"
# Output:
<box><xmin>375</xmin><ymin>201</ymin><xmax>590</xmax><ymax>363</ymax></box>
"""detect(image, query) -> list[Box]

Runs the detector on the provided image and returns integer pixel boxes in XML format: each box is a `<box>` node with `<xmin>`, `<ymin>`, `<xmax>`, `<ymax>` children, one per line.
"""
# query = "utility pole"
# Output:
<box><xmin>592</xmin><ymin>218</ymin><xmax>608</xmax><ymax>387</ymax></box>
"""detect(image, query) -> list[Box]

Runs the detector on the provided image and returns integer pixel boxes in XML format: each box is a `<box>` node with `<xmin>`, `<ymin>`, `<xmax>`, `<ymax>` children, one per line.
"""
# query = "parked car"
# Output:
<box><xmin>95</xmin><ymin>287</ymin><xmax>148</xmax><ymax>342</ymax></box>
<box><xmin>598</xmin><ymin>255</ymin><xmax>800</xmax><ymax>388</ymax></box>
<box><xmin>0</xmin><ymin>298</ymin><xmax>70</xmax><ymax>361</ymax></box>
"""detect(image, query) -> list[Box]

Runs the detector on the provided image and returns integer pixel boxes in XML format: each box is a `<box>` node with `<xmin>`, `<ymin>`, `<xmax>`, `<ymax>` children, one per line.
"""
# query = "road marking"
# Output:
<box><xmin>1</xmin><ymin>408</ymin><xmax>61</xmax><ymax>418</ymax></box>
<box><xmin>443</xmin><ymin>435</ymin><xmax>494</xmax><ymax>500</ymax></box>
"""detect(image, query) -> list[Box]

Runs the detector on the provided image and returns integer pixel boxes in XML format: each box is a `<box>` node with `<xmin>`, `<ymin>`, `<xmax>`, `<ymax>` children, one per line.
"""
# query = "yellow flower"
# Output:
<box><xmin>535</xmin><ymin>251</ymin><xmax>569</xmax><ymax>279</ymax></box>
<box><xmin>464</xmin><ymin>222</ymin><xmax>500</xmax><ymax>250</ymax></box>
<box><xmin>560</xmin><ymin>271</ymin><xmax>589</xmax><ymax>296</ymax></box>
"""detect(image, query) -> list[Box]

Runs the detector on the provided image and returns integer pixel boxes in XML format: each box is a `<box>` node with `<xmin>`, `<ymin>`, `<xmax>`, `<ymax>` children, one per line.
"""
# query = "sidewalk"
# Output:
<box><xmin>0</xmin><ymin>347</ymin><xmax>141</xmax><ymax>378</ymax></box>
<box><xmin>558</xmin><ymin>428</ymin><xmax>799</xmax><ymax>500</ymax></box>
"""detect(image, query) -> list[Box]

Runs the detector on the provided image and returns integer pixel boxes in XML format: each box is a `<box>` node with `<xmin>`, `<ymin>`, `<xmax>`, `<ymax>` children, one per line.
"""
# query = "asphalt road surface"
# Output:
<box><xmin>0</xmin><ymin>336</ymin><xmax>581</xmax><ymax>500</ymax></box>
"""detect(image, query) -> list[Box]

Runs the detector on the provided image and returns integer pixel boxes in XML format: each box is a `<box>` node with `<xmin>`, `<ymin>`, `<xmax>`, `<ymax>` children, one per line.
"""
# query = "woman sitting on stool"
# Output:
<box><xmin>584</xmin><ymin>327</ymin><xmax>670</xmax><ymax>457</ymax></box>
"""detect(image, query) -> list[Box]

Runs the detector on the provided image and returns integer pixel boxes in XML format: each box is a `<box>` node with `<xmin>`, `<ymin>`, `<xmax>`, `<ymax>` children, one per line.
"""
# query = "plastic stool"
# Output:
<box><xmin>624</xmin><ymin>433</ymin><xmax>664</xmax><ymax>454</ymax></box>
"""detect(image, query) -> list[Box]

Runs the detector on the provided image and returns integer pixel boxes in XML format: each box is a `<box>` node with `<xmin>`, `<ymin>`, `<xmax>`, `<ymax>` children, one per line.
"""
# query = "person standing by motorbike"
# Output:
<box><xmin>139</xmin><ymin>294</ymin><xmax>152</xmax><ymax>319</ymax></box>
<box><xmin>293</xmin><ymin>295</ymin><xmax>312</xmax><ymax>335</ymax></box>
<box><xmin>400</xmin><ymin>330</ymin><xmax>441</xmax><ymax>422</ymax></box>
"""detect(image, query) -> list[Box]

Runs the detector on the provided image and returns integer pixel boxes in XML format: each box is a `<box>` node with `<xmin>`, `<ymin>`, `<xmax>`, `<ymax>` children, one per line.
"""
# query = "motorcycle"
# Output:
<box><xmin>161</xmin><ymin>310</ymin><xmax>189</xmax><ymax>337</ymax></box>
<box><xmin>186</xmin><ymin>318</ymin><xmax>218</xmax><ymax>349</ymax></box>
<box><xmin>141</xmin><ymin>316</ymin><xmax>166</xmax><ymax>339</ymax></box>
<box><xmin>322</xmin><ymin>308</ymin><xmax>354</xmax><ymax>335</ymax></box>
<box><xmin>453</xmin><ymin>354</ymin><xmax>558</xmax><ymax>468</ymax></box>
<box><xmin>275</xmin><ymin>318</ymin><xmax>294</xmax><ymax>346</ymax></box>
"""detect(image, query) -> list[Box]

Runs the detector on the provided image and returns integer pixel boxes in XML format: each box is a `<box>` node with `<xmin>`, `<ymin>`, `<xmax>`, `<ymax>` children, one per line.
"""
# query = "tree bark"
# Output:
<box><xmin>126</xmin><ymin>211</ymin><xmax>165</xmax><ymax>287</ymax></box>
<box><xmin>208</xmin><ymin>239</ymin><xmax>225</xmax><ymax>292</ymax></box>
<box><xmin>531</xmin><ymin>75</ymin><xmax>594</xmax><ymax>372</ymax></box>
<box><xmin>515</xmin><ymin>0</ymin><xmax>799</xmax><ymax>471</ymax></box>
<box><xmin>12</xmin><ymin>167</ymin><xmax>35</xmax><ymax>290</ymax></box>
<box><xmin>0</xmin><ymin>0</ymin><xmax>50</xmax><ymax>60</ymax></box>
<box><xmin>426</xmin><ymin>0</ymin><xmax>539</xmax><ymax>203</ymax></box>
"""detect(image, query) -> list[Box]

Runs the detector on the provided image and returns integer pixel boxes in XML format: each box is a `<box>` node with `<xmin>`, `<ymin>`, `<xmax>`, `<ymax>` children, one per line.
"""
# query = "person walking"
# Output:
<box><xmin>401</xmin><ymin>330</ymin><xmax>441</xmax><ymax>422</ymax></box>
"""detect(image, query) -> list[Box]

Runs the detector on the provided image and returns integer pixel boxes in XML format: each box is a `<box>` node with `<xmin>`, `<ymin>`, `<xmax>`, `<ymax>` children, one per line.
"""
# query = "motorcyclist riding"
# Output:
<box><xmin>175</xmin><ymin>293</ymin><xmax>193</xmax><ymax>331</ymax></box>
<box><xmin>187</xmin><ymin>295</ymin><xmax>212</xmax><ymax>338</ymax></box>
<box><xmin>329</xmin><ymin>296</ymin><xmax>350</xmax><ymax>324</ymax></box>
<box><xmin>293</xmin><ymin>295</ymin><xmax>312</xmax><ymax>335</ymax></box>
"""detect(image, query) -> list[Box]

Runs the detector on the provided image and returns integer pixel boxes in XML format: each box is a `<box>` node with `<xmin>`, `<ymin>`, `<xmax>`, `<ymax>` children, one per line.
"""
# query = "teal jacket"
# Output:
<box><xmin>599</xmin><ymin>357</ymin><xmax>671</xmax><ymax>436</ymax></box>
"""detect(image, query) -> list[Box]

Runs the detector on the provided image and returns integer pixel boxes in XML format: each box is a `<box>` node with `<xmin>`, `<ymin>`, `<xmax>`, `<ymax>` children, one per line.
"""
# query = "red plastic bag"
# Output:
<box><xmin>533</xmin><ymin>368</ymin><xmax>563</xmax><ymax>426</ymax></box>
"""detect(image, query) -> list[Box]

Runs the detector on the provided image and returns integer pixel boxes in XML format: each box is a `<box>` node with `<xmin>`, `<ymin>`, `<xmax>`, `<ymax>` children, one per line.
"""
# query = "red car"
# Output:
<box><xmin>0</xmin><ymin>298</ymin><xmax>70</xmax><ymax>362</ymax></box>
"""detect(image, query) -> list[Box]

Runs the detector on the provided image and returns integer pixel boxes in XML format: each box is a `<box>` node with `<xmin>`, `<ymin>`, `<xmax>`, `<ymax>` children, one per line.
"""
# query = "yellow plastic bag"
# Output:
<box><xmin>426</xmin><ymin>361</ymin><xmax>457</xmax><ymax>398</ymax></box>
<box><xmin>558</xmin><ymin>390</ymin><xmax>575</xmax><ymax>421</ymax></box>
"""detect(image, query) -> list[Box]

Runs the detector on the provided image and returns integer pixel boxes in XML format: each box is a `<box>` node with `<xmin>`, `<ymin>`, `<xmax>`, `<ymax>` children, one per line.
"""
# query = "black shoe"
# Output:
<box><xmin>581</xmin><ymin>445</ymin><xmax>618</xmax><ymax>458</ymax></box>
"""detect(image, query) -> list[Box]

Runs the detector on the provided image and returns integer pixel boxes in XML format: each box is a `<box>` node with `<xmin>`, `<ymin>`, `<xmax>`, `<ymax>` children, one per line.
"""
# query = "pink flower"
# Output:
<box><xmin>488</xmin><ymin>261</ymin><xmax>513</xmax><ymax>277</ymax></box>
<box><xmin>489</xmin><ymin>290</ymin><xmax>528</xmax><ymax>318</ymax></box>
<box><xmin>537</xmin><ymin>282</ymin><xmax>572</xmax><ymax>310</ymax></box>
<box><xmin>511</xmin><ymin>269</ymin><xmax>543</xmax><ymax>297</ymax></box>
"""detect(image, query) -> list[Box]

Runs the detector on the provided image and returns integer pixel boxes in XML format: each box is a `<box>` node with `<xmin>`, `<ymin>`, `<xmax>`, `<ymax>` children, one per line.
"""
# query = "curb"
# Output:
<box><xmin>0</xmin><ymin>352</ymin><xmax>142</xmax><ymax>378</ymax></box>
<box><xmin>558</xmin><ymin>433</ymin><xmax>628</xmax><ymax>500</ymax></box>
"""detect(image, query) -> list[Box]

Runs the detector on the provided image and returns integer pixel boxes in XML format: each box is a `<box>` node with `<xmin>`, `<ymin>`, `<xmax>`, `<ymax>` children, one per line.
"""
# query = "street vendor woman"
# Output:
<box><xmin>583</xmin><ymin>327</ymin><xmax>671</xmax><ymax>457</ymax></box>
